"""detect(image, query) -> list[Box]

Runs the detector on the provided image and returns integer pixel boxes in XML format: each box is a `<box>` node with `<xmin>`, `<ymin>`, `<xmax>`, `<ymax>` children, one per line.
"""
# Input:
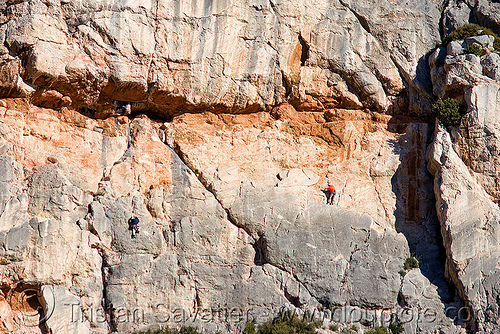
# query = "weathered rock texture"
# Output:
<box><xmin>4</xmin><ymin>0</ymin><xmax>500</xmax><ymax>333</ymax></box>
<box><xmin>0</xmin><ymin>100</ymin><xmax>462</xmax><ymax>334</ymax></box>
<box><xmin>429</xmin><ymin>123</ymin><xmax>500</xmax><ymax>334</ymax></box>
<box><xmin>0</xmin><ymin>0</ymin><xmax>445</xmax><ymax>115</ymax></box>
<box><xmin>427</xmin><ymin>9</ymin><xmax>500</xmax><ymax>331</ymax></box>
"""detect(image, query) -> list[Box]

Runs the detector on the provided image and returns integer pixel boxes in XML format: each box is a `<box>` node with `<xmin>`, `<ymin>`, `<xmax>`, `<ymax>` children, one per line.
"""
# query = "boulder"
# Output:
<box><xmin>41</xmin><ymin>285</ymin><xmax>94</xmax><ymax>334</ymax></box>
<box><xmin>400</xmin><ymin>269</ymin><xmax>463</xmax><ymax>334</ymax></box>
<box><xmin>442</xmin><ymin>0</ymin><xmax>473</xmax><ymax>36</ymax></box>
<box><xmin>447</xmin><ymin>40</ymin><xmax>465</xmax><ymax>57</ymax></box>
<box><xmin>481</xmin><ymin>52</ymin><xmax>500</xmax><ymax>81</ymax></box>
<box><xmin>441</xmin><ymin>53</ymin><xmax>492</xmax><ymax>97</ymax></box>
<box><xmin>474</xmin><ymin>0</ymin><xmax>500</xmax><ymax>32</ymax></box>
<box><xmin>464</xmin><ymin>35</ymin><xmax>495</xmax><ymax>51</ymax></box>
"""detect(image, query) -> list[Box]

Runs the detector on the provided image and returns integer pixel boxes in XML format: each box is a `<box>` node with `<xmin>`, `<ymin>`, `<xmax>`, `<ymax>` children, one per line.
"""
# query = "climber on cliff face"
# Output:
<box><xmin>323</xmin><ymin>184</ymin><xmax>336</xmax><ymax>205</ymax></box>
<box><xmin>128</xmin><ymin>216</ymin><xmax>140</xmax><ymax>238</ymax></box>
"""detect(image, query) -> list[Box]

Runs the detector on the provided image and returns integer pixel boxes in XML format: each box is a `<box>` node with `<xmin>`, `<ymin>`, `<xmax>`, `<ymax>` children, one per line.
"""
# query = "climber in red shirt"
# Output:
<box><xmin>323</xmin><ymin>184</ymin><xmax>336</xmax><ymax>205</ymax></box>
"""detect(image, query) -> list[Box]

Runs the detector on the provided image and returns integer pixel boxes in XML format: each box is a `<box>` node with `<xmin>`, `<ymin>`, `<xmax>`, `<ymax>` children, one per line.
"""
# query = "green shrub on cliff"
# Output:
<box><xmin>432</xmin><ymin>98</ymin><xmax>462</xmax><ymax>126</ymax></box>
<box><xmin>366</xmin><ymin>324</ymin><xmax>404</xmax><ymax>334</ymax></box>
<box><xmin>366</xmin><ymin>327</ymin><xmax>389</xmax><ymax>334</ymax></box>
<box><xmin>403</xmin><ymin>256</ymin><xmax>419</xmax><ymax>270</ymax></box>
<box><xmin>442</xmin><ymin>23</ymin><xmax>500</xmax><ymax>49</ymax></box>
<box><xmin>243</xmin><ymin>322</ymin><xmax>256</xmax><ymax>334</ymax></box>
<box><xmin>464</xmin><ymin>44</ymin><xmax>484</xmax><ymax>56</ymax></box>
<box><xmin>244</xmin><ymin>310</ymin><xmax>318</xmax><ymax>334</ymax></box>
<box><xmin>388</xmin><ymin>322</ymin><xmax>404</xmax><ymax>334</ymax></box>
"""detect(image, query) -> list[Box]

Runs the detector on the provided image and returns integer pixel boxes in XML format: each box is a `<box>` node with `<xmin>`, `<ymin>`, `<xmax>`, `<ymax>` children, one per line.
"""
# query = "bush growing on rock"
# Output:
<box><xmin>388</xmin><ymin>322</ymin><xmax>404</xmax><ymax>334</ymax></box>
<box><xmin>243</xmin><ymin>310</ymin><xmax>318</xmax><ymax>334</ymax></box>
<box><xmin>442</xmin><ymin>23</ymin><xmax>500</xmax><ymax>49</ymax></box>
<box><xmin>404</xmin><ymin>255</ymin><xmax>419</xmax><ymax>270</ymax></box>
<box><xmin>464</xmin><ymin>44</ymin><xmax>484</xmax><ymax>56</ymax></box>
<box><xmin>329</xmin><ymin>323</ymin><xmax>339</xmax><ymax>331</ymax></box>
<box><xmin>365</xmin><ymin>327</ymin><xmax>389</xmax><ymax>334</ymax></box>
<box><xmin>366</xmin><ymin>324</ymin><xmax>403</xmax><ymax>334</ymax></box>
<box><xmin>340</xmin><ymin>325</ymin><xmax>358</xmax><ymax>333</ymax></box>
<box><xmin>243</xmin><ymin>322</ymin><xmax>256</xmax><ymax>334</ymax></box>
<box><xmin>432</xmin><ymin>98</ymin><xmax>462</xmax><ymax>126</ymax></box>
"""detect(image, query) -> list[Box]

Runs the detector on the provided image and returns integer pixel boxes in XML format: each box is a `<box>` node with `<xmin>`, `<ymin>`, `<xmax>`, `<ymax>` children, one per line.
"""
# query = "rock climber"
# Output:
<box><xmin>323</xmin><ymin>184</ymin><xmax>336</xmax><ymax>205</ymax></box>
<box><xmin>128</xmin><ymin>216</ymin><xmax>140</xmax><ymax>238</ymax></box>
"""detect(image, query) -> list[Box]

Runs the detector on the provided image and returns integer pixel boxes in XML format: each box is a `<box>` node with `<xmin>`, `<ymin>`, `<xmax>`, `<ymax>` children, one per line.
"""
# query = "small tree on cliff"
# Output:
<box><xmin>432</xmin><ymin>98</ymin><xmax>462</xmax><ymax>126</ymax></box>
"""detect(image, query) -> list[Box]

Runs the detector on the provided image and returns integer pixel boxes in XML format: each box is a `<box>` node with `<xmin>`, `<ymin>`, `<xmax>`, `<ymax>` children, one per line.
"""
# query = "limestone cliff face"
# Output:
<box><xmin>0</xmin><ymin>0</ymin><xmax>444</xmax><ymax>115</ymax></box>
<box><xmin>428</xmin><ymin>24</ymin><xmax>500</xmax><ymax>332</ymax></box>
<box><xmin>1</xmin><ymin>0</ymin><xmax>500</xmax><ymax>333</ymax></box>
<box><xmin>0</xmin><ymin>101</ymin><xmax>453</xmax><ymax>334</ymax></box>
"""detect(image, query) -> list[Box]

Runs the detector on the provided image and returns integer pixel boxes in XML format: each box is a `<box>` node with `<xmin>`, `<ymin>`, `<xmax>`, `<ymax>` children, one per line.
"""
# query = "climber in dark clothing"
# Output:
<box><xmin>323</xmin><ymin>184</ymin><xmax>336</xmax><ymax>205</ymax></box>
<box><xmin>128</xmin><ymin>216</ymin><xmax>140</xmax><ymax>238</ymax></box>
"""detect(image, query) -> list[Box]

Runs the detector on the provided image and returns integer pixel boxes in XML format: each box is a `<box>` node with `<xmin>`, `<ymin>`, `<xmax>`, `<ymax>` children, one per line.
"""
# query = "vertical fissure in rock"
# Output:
<box><xmin>100</xmin><ymin>253</ymin><xmax>116</xmax><ymax>333</ymax></box>
<box><xmin>280</xmin><ymin>70</ymin><xmax>292</xmax><ymax>99</ymax></box>
<box><xmin>438</xmin><ymin>0</ymin><xmax>452</xmax><ymax>40</ymax></box>
<box><xmin>298</xmin><ymin>34</ymin><xmax>309</xmax><ymax>66</ymax></box>
<box><xmin>162</xmin><ymin>138</ymin><xmax>256</xmax><ymax>242</ymax></box>
<box><xmin>338</xmin><ymin>0</ymin><xmax>372</xmax><ymax>35</ymax></box>
<box><xmin>161</xmin><ymin>131</ymin><xmax>329</xmax><ymax>307</ymax></box>
<box><xmin>252</xmin><ymin>234</ymin><xmax>268</xmax><ymax>266</ymax></box>
<box><xmin>146</xmin><ymin>0</ymin><xmax>161</xmax><ymax>101</ymax></box>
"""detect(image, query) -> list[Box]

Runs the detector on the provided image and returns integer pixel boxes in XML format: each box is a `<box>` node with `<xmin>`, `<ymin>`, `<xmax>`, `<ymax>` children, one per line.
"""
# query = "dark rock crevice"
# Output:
<box><xmin>391</xmin><ymin>124</ymin><xmax>462</xmax><ymax>322</ymax></box>
<box><xmin>163</xmin><ymin>139</ymin><xmax>255</xmax><ymax>242</ymax></box>
<box><xmin>100</xmin><ymin>252</ymin><xmax>116</xmax><ymax>333</ymax></box>
<box><xmin>439</xmin><ymin>0</ymin><xmax>453</xmax><ymax>40</ymax></box>
<box><xmin>298</xmin><ymin>34</ymin><xmax>309</xmax><ymax>66</ymax></box>
<box><xmin>338</xmin><ymin>0</ymin><xmax>372</xmax><ymax>35</ymax></box>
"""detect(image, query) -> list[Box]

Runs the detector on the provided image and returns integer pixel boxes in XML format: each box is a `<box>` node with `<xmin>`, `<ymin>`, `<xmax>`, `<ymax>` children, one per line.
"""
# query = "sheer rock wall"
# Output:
<box><xmin>4</xmin><ymin>0</ymin><xmax>500</xmax><ymax>333</ymax></box>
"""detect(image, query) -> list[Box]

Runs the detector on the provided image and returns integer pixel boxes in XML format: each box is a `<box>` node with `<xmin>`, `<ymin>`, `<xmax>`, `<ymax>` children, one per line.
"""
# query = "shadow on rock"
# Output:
<box><xmin>388</xmin><ymin>119</ymin><xmax>460</xmax><ymax>310</ymax></box>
